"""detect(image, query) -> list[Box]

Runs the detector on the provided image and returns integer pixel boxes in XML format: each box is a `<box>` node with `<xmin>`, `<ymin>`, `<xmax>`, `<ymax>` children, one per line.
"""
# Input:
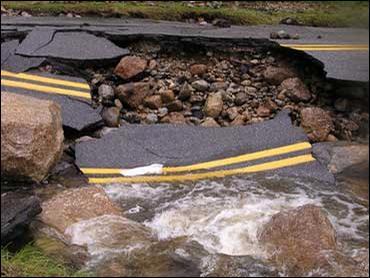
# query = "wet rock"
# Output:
<box><xmin>191</xmin><ymin>80</ymin><xmax>209</xmax><ymax>92</ymax></box>
<box><xmin>101</xmin><ymin>107</ymin><xmax>121</xmax><ymax>127</ymax></box>
<box><xmin>98</xmin><ymin>84</ymin><xmax>115</xmax><ymax>103</ymax></box>
<box><xmin>178</xmin><ymin>82</ymin><xmax>194</xmax><ymax>101</ymax></box>
<box><xmin>189</xmin><ymin>64</ymin><xmax>208</xmax><ymax>76</ymax></box>
<box><xmin>280</xmin><ymin>77</ymin><xmax>311</xmax><ymax>102</ymax></box>
<box><xmin>115</xmin><ymin>82</ymin><xmax>151</xmax><ymax>109</ymax></box>
<box><xmin>161</xmin><ymin>112</ymin><xmax>186</xmax><ymax>124</ymax></box>
<box><xmin>167</xmin><ymin>100</ymin><xmax>183</xmax><ymax>112</ymax></box>
<box><xmin>97</xmin><ymin>237</ymin><xmax>204</xmax><ymax>277</ymax></box>
<box><xmin>259</xmin><ymin>204</ymin><xmax>337</xmax><ymax>276</ymax></box>
<box><xmin>39</xmin><ymin>186</ymin><xmax>122</xmax><ymax>235</ymax></box>
<box><xmin>270</xmin><ymin>32</ymin><xmax>279</xmax><ymax>39</ymax></box>
<box><xmin>143</xmin><ymin>95</ymin><xmax>162</xmax><ymax>109</ymax></box>
<box><xmin>65</xmin><ymin>215</ymin><xmax>153</xmax><ymax>260</ymax></box>
<box><xmin>114</xmin><ymin>56</ymin><xmax>147</xmax><ymax>80</ymax></box>
<box><xmin>204</xmin><ymin>92</ymin><xmax>223</xmax><ymax>118</ymax></box>
<box><xmin>208</xmin><ymin>254</ymin><xmax>278</xmax><ymax>277</ymax></box>
<box><xmin>160</xmin><ymin>89</ymin><xmax>175</xmax><ymax>104</ymax></box>
<box><xmin>301</xmin><ymin>107</ymin><xmax>334</xmax><ymax>142</ymax></box>
<box><xmin>314</xmin><ymin>142</ymin><xmax>369</xmax><ymax>174</ymax></box>
<box><xmin>263</xmin><ymin>66</ymin><xmax>296</xmax><ymax>85</ymax></box>
<box><xmin>201</xmin><ymin>117</ymin><xmax>220</xmax><ymax>127</ymax></box>
<box><xmin>1</xmin><ymin>93</ymin><xmax>64</xmax><ymax>183</ymax></box>
<box><xmin>1</xmin><ymin>192</ymin><xmax>42</xmax><ymax>245</ymax></box>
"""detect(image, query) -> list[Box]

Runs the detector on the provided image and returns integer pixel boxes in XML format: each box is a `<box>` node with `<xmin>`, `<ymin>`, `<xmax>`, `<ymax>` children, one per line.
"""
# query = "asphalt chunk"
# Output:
<box><xmin>16</xmin><ymin>30</ymin><xmax>130</xmax><ymax>61</ymax></box>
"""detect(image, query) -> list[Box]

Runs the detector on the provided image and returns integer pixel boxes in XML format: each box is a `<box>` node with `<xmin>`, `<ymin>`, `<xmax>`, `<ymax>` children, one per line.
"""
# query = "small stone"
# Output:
<box><xmin>277</xmin><ymin>30</ymin><xmax>290</xmax><ymax>39</ymax></box>
<box><xmin>256</xmin><ymin>105</ymin><xmax>271</xmax><ymax>117</ymax></box>
<box><xmin>292</xmin><ymin>34</ymin><xmax>300</xmax><ymax>40</ymax></box>
<box><xmin>101</xmin><ymin>107</ymin><xmax>121</xmax><ymax>127</ymax></box>
<box><xmin>326</xmin><ymin>134</ymin><xmax>338</xmax><ymax>142</ymax></box>
<box><xmin>21</xmin><ymin>11</ymin><xmax>31</xmax><ymax>17</ymax></box>
<box><xmin>114</xmin><ymin>56</ymin><xmax>147</xmax><ymax>80</ymax></box>
<box><xmin>280</xmin><ymin>78</ymin><xmax>311</xmax><ymax>102</ymax></box>
<box><xmin>250</xmin><ymin>59</ymin><xmax>259</xmax><ymax>65</ymax></box>
<box><xmin>178</xmin><ymin>82</ymin><xmax>194</xmax><ymax>100</ymax></box>
<box><xmin>191</xmin><ymin>80</ymin><xmax>209</xmax><ymax>92</ymax></box>
<box><xmin>235</xmin><ymin>92</ymin><xmax>248</xmax><ymax>106</ymax></box>
<box><xmin>227</xmin><ymin>107</ymin><xmax>239</xmax><ymax>120</ymax></box>
<box><xmin>98</xmin><ymin>84</ymin><xmax>115</xmax><ymax>102</ymax></box>
<box><xmin>115</xmin><ymin>82</ymin><xmax>151</xmax><ymax>109</ymax></box>
<box><xmin>160</xmin><ymin>90</ymin><xmax>175</xmax><ymax>104</ymax></box>
<box><xmin>158</xmin><ymin>107</ymin><xmax>168</xmax><ymax>118</ymax></box>
<box><xmin>189</xmin><ymin>64</ymin><xmax>208</xmax><ymax>76</ymax></box>
<box><xmin>114</xmin><ymin>99</ymin><xmax>123</xmax><ymax>110</ymax></box>
<box><xmin>166</xmin><ymin>100</ymin><xmax>183</xmax><ymax>112</ymax></box>
<box><xmin>263</xmin><ymin>66</ymin><xmax>296</xmax><ymax>85</ymax></box>
<box><xmin>203</xmin><ymin>92</ymin><xmax>223</xmax><ymax>118</ymax></box>
<box><xmin>230</xmin><ymin>114</ymin><xmax>247</xmax><ymax>126</ymax></box>
<box><xmin>144</xmin><ymin>95</ymin><xmax>162</xmax><ymax>109</ymax></box>
<box><xmin>66</xmin><ymin>12</ymin><xmax>73</xmax><ymax>18</ymax></box>
<box><xmin>146</xmin><ymin>113</ymin><xmax>158</xmax><ymax>124</ymax></box>
<box><xmin>201</xmin><ymin>117</ymin><xmax>220</xmax><ymax>127</ymax></box>
<box><xmin>161</xmin><ymin>112</ymin><xmax>186</xmax><ymax>124</ymax></box>
<box><xmin>148</xmin><ymin>59</ymin><xmax>157</xmax><ymax>70</ymax></box>
<box><xmin>210</xmin><ymin>82</ymin><xmax>228</xmax><ymax>92</ymax></box>
<box><xmin>300</xmin><ymin>107</ymin><xmax>334</xmax><ymax>142</ymax></box>
<box><xmin>241</xmin><ymin>80</ymin><xmax>252</xmax><ymax>86</ymax></box>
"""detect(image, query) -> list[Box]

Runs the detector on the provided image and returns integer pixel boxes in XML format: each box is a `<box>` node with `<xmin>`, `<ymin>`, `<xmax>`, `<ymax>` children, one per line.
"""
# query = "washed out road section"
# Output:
<box><xmin>1</xmin><ymin>71</ymin><xmax>102</xmax><ymax>131</ymax></box>
<box><xmin>76</xmin><ymin>111</ymin><xmax>334</xmax><ymax>184</ymax></box>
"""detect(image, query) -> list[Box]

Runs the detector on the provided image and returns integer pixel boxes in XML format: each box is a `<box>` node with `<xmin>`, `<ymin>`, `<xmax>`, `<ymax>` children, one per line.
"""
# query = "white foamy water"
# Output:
<box><xmin>65</xmin><ymin>215</ymin><xmax>152</xmax><ymax>264</ymax></box>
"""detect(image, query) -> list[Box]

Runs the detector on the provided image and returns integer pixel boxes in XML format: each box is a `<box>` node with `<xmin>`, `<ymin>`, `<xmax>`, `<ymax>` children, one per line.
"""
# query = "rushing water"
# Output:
<box><xmin>64</xmin><ymin>169</ymin><xmax>369</xmax><ymax>277</ymax></box>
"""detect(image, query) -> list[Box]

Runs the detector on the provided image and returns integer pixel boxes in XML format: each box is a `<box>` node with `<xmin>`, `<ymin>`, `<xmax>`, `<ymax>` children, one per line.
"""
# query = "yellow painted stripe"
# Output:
<box><xmin>287</xmin><ymin>47</ymin><xmax>368</xmax><ymax>51</ymax></box>
<box><xmin>1</xmin><ymin>70</ymin><xmax>90</xmax><ymax>90</ymax></box>
<box><xmin>1</xmin><ymin>79</ymin><xmax>91</xmax><ymax>99</ymax></box>
<box><xmin>281</xmin><ymin>44</ymin><xmax>368</xmax><ymax>48</ymax></box>
<box><xmin>88</xmin><ymin>154</ymin><xmax>315</xmax><ymax>184</ymax></box>
<box><xmin>80</xmin><ymin>142</ymin><xmax>312</xmax><ymax>175</ymax></box>
<box><xmin>281</xmin><ymin>44</ymin><xmax>369</xmax><ymax>51</ymax></box>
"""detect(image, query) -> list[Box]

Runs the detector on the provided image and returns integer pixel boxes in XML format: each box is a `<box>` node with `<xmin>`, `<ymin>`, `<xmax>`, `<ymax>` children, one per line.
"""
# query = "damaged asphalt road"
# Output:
<box><xmin>1</xmin><ymin>16</ymin><xmax>369</xmax><ymax>81</ymax></box>
<box><xmin>1</xmin><ymin>16</ymin><xmax>366</xmax><ymax>184</ymax></box>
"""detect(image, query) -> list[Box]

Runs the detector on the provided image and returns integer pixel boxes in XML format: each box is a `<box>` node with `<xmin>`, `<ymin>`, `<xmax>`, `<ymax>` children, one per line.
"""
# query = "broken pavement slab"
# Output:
<box><xmin>1</xmin><ymin>70</ymin><xmax>102</xmax><ymax>131</ymax></box>
<box><xmin>15</xmin><ymin>29</ymin><xmax>130</xmax><ymax>61</ymax></box>
<box><xmin>76</xmin><ymin>111</ymin><xmax>335</xmax><ymax>184</ymax></box>
<box><xmin>1</xmin><ymin>39</ymin><xmax>45</xmax><ymax>72</ymax></box>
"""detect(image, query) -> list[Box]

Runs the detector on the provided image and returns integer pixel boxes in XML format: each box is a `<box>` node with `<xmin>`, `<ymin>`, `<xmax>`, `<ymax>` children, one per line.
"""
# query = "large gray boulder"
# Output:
<box><xmin>1</xmin><ymin>93</ymin><xmax>64</xmax><ymax>183</ymax></box>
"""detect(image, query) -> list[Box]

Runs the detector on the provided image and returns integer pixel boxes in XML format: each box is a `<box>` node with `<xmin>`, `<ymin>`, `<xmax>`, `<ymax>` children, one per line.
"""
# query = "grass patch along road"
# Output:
<box><xmin>2</xmin><ymin>1</ymin><xmax>369</xmax><ymax>28</ymax></box>
<box><xmin>1</xmin><ymin>244</ymin><xmax>90</xmax><ymax>277</ymax></box>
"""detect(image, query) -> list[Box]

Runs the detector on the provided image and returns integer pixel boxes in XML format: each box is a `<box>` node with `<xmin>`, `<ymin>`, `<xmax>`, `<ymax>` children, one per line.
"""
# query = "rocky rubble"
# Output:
<box><xmin>92</xmin><ymin>49</ymin><xmax>368</xmax><ymax>143</ymax></box>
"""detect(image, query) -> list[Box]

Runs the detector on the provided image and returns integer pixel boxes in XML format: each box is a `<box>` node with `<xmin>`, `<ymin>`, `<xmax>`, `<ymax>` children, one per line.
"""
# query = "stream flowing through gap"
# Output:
<box><xmin>66</xmin><ymin>170</ymin><xmax>368</xmax><ymax>277</ymax></box>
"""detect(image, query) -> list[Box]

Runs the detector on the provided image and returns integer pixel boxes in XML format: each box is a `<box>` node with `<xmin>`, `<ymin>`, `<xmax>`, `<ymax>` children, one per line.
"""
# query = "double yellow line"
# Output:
<box><xmin>81</xmin><ymin>142</ymin><xmax>315</xmax><ymax>184</ymax></box>
<box><xmin>282</xmin><ymin>44</ymin><xmax>369</xmax><ymax>51</ymax></box>
<box><xmin>1</xmin><ymin>70</ymin><xmax>91</xmax><ymax>99</ymax></box>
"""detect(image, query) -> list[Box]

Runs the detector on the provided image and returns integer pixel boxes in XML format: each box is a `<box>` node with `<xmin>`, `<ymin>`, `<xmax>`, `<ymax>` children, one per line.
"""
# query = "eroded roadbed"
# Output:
<box><xmin>76</xmin><ymin>111</ymin><xmax>334</xmax><ymax>184</ymax></box>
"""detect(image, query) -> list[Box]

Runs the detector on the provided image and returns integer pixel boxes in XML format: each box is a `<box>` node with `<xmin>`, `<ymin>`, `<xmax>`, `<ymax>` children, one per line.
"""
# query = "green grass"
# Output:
<box><xmin>1</xmin><ymin>244</ymin><xmax>91</xmax><ymax>277</ymax></box>
<box><xmin>2</xmin><ymin>1</ymin><xmax>369</xmax><ymax>28</ymax></box>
